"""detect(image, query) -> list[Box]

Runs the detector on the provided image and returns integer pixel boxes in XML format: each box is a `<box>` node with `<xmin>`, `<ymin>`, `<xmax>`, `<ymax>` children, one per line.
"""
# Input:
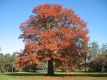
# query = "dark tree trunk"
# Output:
<box><xmin>47</xmin><ymin>58</ymin><xmax>54</xmax><ymax>75</ymax></box>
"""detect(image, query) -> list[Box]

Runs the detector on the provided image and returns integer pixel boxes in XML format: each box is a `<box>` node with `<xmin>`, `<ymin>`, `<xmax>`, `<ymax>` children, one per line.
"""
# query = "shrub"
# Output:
<box><xmin>88</xmin><ymin>55</ymin><xmax>107</xmax><ymax>72</ymax></box>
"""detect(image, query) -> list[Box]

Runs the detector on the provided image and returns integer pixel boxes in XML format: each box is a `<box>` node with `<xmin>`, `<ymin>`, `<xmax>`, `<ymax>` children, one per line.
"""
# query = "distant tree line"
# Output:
<box><xmin>0</xmin><ymin>53</ymin><xmax>17</xmax><ymax>73</ymax></box>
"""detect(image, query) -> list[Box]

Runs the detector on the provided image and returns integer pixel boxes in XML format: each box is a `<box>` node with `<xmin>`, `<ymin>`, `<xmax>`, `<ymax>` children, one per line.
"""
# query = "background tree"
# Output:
<box><xmin>0</xmin><ymin>53</ymin><xmax>5</xmax><ymax>73</ymax></box>
<box><xmin>88</xmin><ymin>55</ymin><xmax>107</xmax><ymax>72</ymax></box>
<box><xmin>88</xmin><ymin>43</ymin><xmax>107</xmax><ymax>72</ymax></box>
<box><xmin>10</xmin><ymin>52</ymin><xmax>18</xmax><ymax>72</ymax></box>
<box><xmin>17</xmin><ymin>4</ymin><xmax>89</xmax><ymax>75</ymax></box>
<box><xmin>37</xmin><ymin>61</ymin><xmax>48</xmax><ymax>72</ymax></box>
<box><xmin>100</xmin><ymin>43</ymin><xmax>107</xmax><ymax>55</ymax></box>
<box><xmin>0</xmin><ymin>53</ymin><xmax>17</xmax><ymax>73</ymax></box>
<box><xmin>4</xmin><ymin>54</ymin><xmax>11</xmax><ymax>72</ymax></box>
<box><xmin>88</xmin><ymin>41</ymin><xmax>99</xmax><ymax>61</ymax></box>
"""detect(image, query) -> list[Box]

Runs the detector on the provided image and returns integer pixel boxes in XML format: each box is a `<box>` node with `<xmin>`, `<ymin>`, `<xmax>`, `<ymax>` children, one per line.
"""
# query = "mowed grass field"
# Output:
<box><xmin>0</xmin><ymin>72</ymin><xmax>107</xmax><ymax>80</ymax></box>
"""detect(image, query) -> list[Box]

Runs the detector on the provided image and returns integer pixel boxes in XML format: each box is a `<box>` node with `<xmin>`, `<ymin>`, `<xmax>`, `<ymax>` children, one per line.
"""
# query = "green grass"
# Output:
<box><xmin>55</xmin><ymin>71</ymin><xmax>107</xmax><ymax>74</ymax></box>
<box><xmin>0</xmin><ymin>72</ymin><xmax>107</xmax><ymax>80</ymax></box>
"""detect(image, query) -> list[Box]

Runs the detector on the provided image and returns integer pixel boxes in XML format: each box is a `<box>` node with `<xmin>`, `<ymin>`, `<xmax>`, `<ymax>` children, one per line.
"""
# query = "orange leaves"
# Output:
<box><xmin>43</xmin><ymin>57</ymin><xmax>51</xmax><ymax>61</ymax></box>
<box><xmin>52</xmin><ymin>53</ymin><xmax>61</xmax><ymax>59</ymax></box>
<box><xmin>32</xmin><ymin>4</ymin><xmax>87</xmax><ymax>29</ymax></box>
<box><xmin>23</xmin><ymin>40</ymin><xmax>40</xmax><ymax>54</ymax></box>
<box><xmin>33</xmin><ymin>4</ymin><xmax>54</xmax><ymax>18</ymax></box>
<box><xmin>28</xmin><ymin>54</ymin><xmax>40</xmax><ymax>65</ymax></box>
<box><xmin>18</xmin><ymin>4</ymin><xmax>90</xmax><ymax>71</ymax></box>
<box><xmin>33</xmin><ymin>4</ymin><xmax>62</xmax><ymax>19</ymax></box>
<box><xmin>75</xmin><ymin>28</ymin><xmax>89</xmax><ymax>35</ymax></box>
<box><xmin>15</xmin><ymin>53</ymin><xmax>41</xmax><ymax>69</ymax></box>
<box><xmin>45</xmin><ymin>44</ymin><xmax>58</xmax><ymax>51</ymax></box>
<box><xmin>40</xmin><ymin>30</ymin><xmax>55</xmax><ymax>41</ymax></box>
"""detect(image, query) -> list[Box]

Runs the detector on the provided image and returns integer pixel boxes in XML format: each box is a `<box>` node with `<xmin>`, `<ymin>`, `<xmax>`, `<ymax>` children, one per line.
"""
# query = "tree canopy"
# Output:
<box><xmin>16</xmin><ymin>4</ymin><xmax>89</xmax><ymax>75</ymax></box>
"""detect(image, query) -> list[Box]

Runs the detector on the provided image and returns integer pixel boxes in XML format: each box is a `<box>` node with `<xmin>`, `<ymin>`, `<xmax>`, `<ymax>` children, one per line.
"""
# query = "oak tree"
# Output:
<box><xmin>16</xmin><ymin>4</ymin><xmax>89</xmax><ymax>75</ymax></box>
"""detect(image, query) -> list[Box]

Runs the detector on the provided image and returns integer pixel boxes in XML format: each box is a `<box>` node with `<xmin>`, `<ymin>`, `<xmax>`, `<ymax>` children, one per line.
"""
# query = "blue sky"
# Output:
<box><xmin>0</xmin><ymin>0</ymin><xmax>107</xmax><ymax>54</ymax></box>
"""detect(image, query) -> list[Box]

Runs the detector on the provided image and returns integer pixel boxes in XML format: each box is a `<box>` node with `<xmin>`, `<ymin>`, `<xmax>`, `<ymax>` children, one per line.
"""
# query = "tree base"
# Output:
<box><xmin>47</xmin><ymin>59</ymin><xmax>54</xmax><ymax>76</ymax></box>
<box><xmin>47</xmin><ymin>73</ymin><xmax>54</xmax><ymax>76</ymax></box>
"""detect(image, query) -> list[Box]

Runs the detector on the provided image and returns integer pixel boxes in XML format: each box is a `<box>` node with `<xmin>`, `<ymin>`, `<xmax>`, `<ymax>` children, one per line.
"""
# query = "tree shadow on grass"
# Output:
<box><xmin>2</xmin><ymin>72</ymin><xmax>107</xmax><ymax>77</ymax></box>
<box><xmin>2</xmin><ymin>72</ymin><xmax>46</xmax><ymax>76</ymax></box>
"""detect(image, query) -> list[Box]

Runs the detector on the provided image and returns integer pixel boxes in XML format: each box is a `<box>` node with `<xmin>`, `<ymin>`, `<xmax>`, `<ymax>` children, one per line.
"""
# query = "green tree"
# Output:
<box><xmin>4</xmin><ymin>54</ymin><xmax>11</xmax><ymax>72</ymax></box>
<box><xmin>101</xmin><ymin>43</ymin><xmax>107</xmax><ymax>55</ymax></box>
<box><xmin>0</xmin><ymin>53</ymin><xmax>5</xmax><ymax>73</ymax></box>
<box><xmin>88</xmin><ymin>41</ymin><xmax>99</xmax><ymax>61</ymax></box>
<box><xmin>10</xmin><ymin>52</ymin><xmax>17</xmax><ymax>72</ymax></box>
<box><xmin>0</xmin><ymin>53</ymin><xmax>17</xmax><ymax>73</ymax></box>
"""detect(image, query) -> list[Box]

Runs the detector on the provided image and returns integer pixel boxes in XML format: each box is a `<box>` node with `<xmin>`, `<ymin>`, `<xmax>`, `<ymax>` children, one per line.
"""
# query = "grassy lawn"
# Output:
<box><xmin>0</xmin><ymin>72</ymin><xmax>107</xmax><ymax>80</ymax></box>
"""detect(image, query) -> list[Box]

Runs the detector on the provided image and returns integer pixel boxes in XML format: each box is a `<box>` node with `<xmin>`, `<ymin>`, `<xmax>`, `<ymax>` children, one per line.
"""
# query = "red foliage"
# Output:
<box><xmin>16</xmin><ymin>4</ymin><xmax>89</xmax><ymax>71</ymax></box>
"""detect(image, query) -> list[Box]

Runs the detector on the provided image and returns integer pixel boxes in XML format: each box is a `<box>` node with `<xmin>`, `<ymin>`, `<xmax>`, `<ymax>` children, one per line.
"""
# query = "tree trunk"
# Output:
<box><xmin>47</xmin><ymin>58</ymin><xmax>54</xmax><ymax>75</ymax></box>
